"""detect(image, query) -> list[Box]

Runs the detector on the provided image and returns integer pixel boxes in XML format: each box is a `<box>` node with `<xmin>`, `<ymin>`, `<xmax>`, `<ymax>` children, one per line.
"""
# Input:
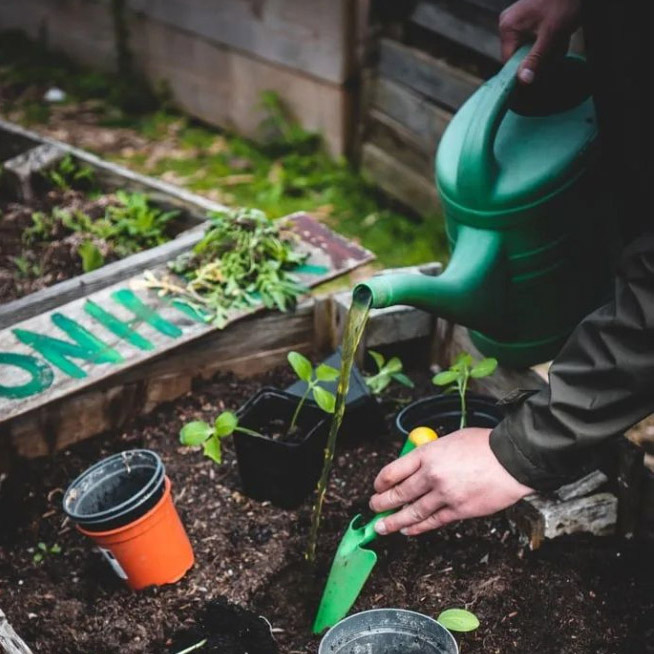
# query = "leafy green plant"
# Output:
<box><xmin>78</xmin><ymin>240</ymin><xmax>105</xmax><ymax>272</ymax></box>
<box><xmin>437</xmin><ymin>608</ymin><xmax>480</xmax><ymax>633</ymax></box>
<box><xmin>179</xmin><ymin>411</ymin><xmax>262</xmax><ymax>464</ymax></box>
<box><xmin>432</xmin><ymin>352</ymin><xmax>498</xmax><ymax>429</ymax></box>
<box><xmin>146</xmin><ymin>207</ymin><xmax>308</xmax><ymax>328</ymax></box>
<box><xmin>364</xmin><ymin>350</ymin><xmax>414</xmax><ymax>395</ymax></box>
<box><xmin>46</xmin><ymin>154</ymin><xmax>95</xmax><ymax>191</ymax></box>
<box><xmin>33</xmin><ymin>541</ymin><xmax>61</xmax><ymax>564</ymax></box>
<box><xmin>286</xmin><ymin>351</ymin><xmax>338</xmax><ymax>434</ymax></box>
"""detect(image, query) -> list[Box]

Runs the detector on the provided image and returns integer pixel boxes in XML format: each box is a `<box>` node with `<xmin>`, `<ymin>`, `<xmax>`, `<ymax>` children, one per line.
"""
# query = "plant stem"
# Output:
<box><xmin>288</xmin><ymin>384</ymin><xmax>312</xmax><ymax>436</ymax></box>
<box><xmin>459</xmin><ymin>371</ymin><xmax>469</xmax><ymax>429</ymax></box>
<box><xmin>235</xmin><ymin>426</ymin><xmax>265</xmax><ymax>438</ymax></box>
<box><xmin>174</xmin><ymin>639</ymin><xmax>207</xmax><ymax>654</ymax></box>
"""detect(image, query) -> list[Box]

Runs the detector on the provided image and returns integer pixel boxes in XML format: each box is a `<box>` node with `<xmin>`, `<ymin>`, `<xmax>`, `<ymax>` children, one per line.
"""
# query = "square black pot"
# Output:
<box><xmin>284</xmin><ymin>349</ymin><xmax>385</xmax><ymax>445</ymax></box>
<box><xmin>233</xmin><ymin>387</ymin><xmax>329</xmax><ymax>509</ymax></box>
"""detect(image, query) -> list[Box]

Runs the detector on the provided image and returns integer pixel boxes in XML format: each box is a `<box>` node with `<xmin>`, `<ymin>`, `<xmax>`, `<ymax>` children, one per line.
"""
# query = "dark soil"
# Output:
<box><xmin>0</xmin><ymin>188</ymin><xmax>119</xmax><ymax>303</ymax></box>
<box><xmin>1</xmin><ymin>366</ymin><xmax>653</xmax><ymax>653</ymax></box>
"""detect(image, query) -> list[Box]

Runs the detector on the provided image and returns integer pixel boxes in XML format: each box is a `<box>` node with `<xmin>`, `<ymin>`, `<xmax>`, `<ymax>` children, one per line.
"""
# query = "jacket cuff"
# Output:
<box><xmin>490</xmin><ymin>416</ymin><xmax>573</xmax><ymax>492</ymax></box>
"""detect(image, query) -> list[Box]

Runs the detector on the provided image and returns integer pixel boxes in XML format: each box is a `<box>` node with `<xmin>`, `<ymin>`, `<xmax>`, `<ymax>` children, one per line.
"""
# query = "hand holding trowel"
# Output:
<box><xmin>312</xmin><ymin>426</ymin><xmax>439</xmax><ymax>634</ymax></box>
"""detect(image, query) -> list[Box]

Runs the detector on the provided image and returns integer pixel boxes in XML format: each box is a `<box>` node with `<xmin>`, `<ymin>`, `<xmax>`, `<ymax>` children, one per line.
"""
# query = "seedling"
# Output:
<box><xmin>432</xmin><ymin>352</ymin><xmax>497</xmax><ymax>429</ymax></box>
<box><xmin>286</xmin><ymin>351</ymin><xmax>338</xmax><ymax>434</ymax></box>
<box><xmin>45</xmin><ymin>154</ymin><xmax>95</xmax><ymax>191</ymax></box>
<box><xmin>437</xmin><ymin>608</ymin><xmax>480</xmax><ymax>633</ymax></box>
<box><xmin>33</xmin><ymin>541</ymin><xmax>62</xmax><ymax>564</ymax></box>
<box><xmin>78</xmin><ymin>240</ymin><xmax>105</xmax><ymax>272</ymax></box>
<box><xmin>364</xmin><ymin>350</ymin><xmax>414</xmax><ymax>395</ymax></box>
<box><xmin>179</xmin><ymin>411</ymin><xmax>262</xmax><ymax>464</ymax></box>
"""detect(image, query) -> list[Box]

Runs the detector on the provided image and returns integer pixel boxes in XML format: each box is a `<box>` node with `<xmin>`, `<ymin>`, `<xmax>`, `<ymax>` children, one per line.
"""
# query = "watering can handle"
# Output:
<box><xmin>457</xmin><ymin>44</ymin><xmax>531</xmax><ymax>204</ymax></box>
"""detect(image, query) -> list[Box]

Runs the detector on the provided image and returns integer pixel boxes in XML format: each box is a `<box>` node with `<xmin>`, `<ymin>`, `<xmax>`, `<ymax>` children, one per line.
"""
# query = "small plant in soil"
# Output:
<box><xmin>32</xmin><ymin>541</ymin><xmax>61</xmax><ymax>565</ymax></box>
<box><xmin>364</xmin><ymin>350</ymin><xmax>414</xmax><ymax>395</ymax></box>
<box><xmin>45</xmin><ymin>153</ymin><xmax>95</xmax><ymax>192</ymax></box>
<box><xmin>286</xmin><ymin>351</ymin><xmax>338</xmax><ymax>435</ymax></box>
<box><xmin>180</xmin><ymin>411</ymin><xmax>262</xmax><ymax>464</ymax></box>
<box><xmin>432</xmin><ymin>352</ymin><xmax>498</xmax><ymax>428</ymax></box>
<box><xmin>144</xmin><ymin>207</ymin><xmax>308</xmax><ymax>328</ymax></box>
<box><xmin>437</xmin><ymin>607</ymin><xmax>480</xmax><ymax>633</ymax></box>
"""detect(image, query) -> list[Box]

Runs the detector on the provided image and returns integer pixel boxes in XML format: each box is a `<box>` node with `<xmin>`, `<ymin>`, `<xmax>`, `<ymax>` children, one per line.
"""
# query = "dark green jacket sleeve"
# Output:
<box><xmin>490</xmin><ymin>235</ymin><xmax>654</xmax><ymax>491</ymax></box>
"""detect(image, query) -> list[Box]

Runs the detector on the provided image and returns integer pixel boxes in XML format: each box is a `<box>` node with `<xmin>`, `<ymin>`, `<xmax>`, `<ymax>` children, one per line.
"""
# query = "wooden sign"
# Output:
<box><xmin>0</xmin><ymin>214</ymin><xmax>373</xmax><ymax>424</ymax></box>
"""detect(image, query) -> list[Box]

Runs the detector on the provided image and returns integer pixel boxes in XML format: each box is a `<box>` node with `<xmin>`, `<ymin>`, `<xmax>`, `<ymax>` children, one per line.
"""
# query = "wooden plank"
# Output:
<box><xmin>0</xmin><ymin>609</ymin><xmax>33</xmax><ymax>654</ymax></box>
<box><xmin>371</xmin><ymin>77</ymin><xmax>452</xmax><ymax>149</ymax></box>
<box><xmin>510</xmin><ymin>493</ymin><xmax>618</xmax><ymax>550</ymax></box>
<box><xmin>126</xmin><ymin>0</ymin><xmax>356</xmax><ymax>84</ymax></box>
<box><xmin>0</xmin><ymin>3</ymin><xmax>352</xmax><ymax>156</ymax></box>
<box><xmin>411</xmin><ymin>0</ymin><xmax>502</xmax><ymax>62</ymax></box>
<box><xmin>0</xmin><ymin>213</ymin><xmax>373</xmax><ymax>425</ymax></box>
<box><xmin>365</xmin><ymin>109</ymin><xmax>434</xmax><ymax>180</ymax></box>
<box><xmin>378</xmin><ymin>38</ymin><xmax>482</xmax><ymax>112</ymax></box>
<box><xmin>6</xmin><ymin>301</ymin><xmax>317</xmax><ymax>458</ymax></box>
<box><xmin>361</xmin><ymin>142</ymin><xmax>441</xmax><ymax>216</ymax></box>
<box><xmin>127</xmin><ymin>11</ymin><xmax>351</xmax><ymax>156</ymax></box>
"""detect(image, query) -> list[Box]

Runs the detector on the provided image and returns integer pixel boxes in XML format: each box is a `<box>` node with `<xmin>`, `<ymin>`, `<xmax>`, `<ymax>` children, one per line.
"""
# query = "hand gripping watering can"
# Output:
<box><xmin>355</xmin><ymin>46</ymin><xmax>619</xmax><ymax>367</ymax></box>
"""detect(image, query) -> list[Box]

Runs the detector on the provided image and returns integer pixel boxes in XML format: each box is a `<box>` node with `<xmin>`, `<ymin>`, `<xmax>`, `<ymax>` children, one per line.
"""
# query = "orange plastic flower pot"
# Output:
<box><xmin>78</xmin><ymin>477</ymin><xmax>194</xmax><ymax>590</ymax></box>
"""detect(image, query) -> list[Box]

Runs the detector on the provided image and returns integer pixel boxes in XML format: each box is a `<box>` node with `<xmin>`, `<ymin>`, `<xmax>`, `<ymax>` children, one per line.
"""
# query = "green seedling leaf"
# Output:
<box><xmin>391</xmin><ymin>372</ymin><xmax>415</xmax><ymax>388</ymax></box>
<box><xmin>202</xmin><ymin>435</ymin><xmax>222</xmax><ymax>464</ymax></box>
<box><xmin>315</xmin><ymin>363</ymin><xmax>339</xmax><ymax>382</ymax></box>
<box><xmin>432</xmin><ymin>370</ymin><xmax>458</xmax><ymax>386</ymax></box>
<box><xmin>384</xmin><ymin>357</ymin><xmax>403</xmax><ymax>375</ymax></box>
<box><xmin>33</xmin><ymin>552</ymin><xmax>43</xmax><ymax>564</ymax></box>
<box><xmin>180</xmin><ymin>421</ymin><xmax>213</xmax><ymax>446</ymax></box>
<box><xmin>312</xmin><ymin>386</ymin><xmax>336</xmax><ymax>413</ymax></box>
<box><xmin>214</xmin><ymin>411</ymin><xmax>238</xmax><ymax>437</ymax></box>
<box><xmin>288</xmin><ymin>351</ymin><xmax>312</xmax><ymax>382</ymax></box>
<box><xmin>470</xmin><ymin>357</ymin><xmax>498</xmax><ymax>379</ymax></box>
<box><xmin>50</xmin><ymin>544</ymin><xmax>62</xmax><ymax>555</ymax></box>
<box><xmin>78</xmin><ymin>240</ymin><xmax>105</xmax><ymax>273</ymax></box>
<box><xmin>454</xmin><ymin>352</ymin><xmax>474</xmax><ymax>368</ymax></box>
<box><xmin>437</xmin><ymin>608</ymin><xmax>480</xmax><ymax>633</ymax></box>
<box><xmin>368</xmin><ymin>350</ymin><xmax>385</xmax><ymax>371</ymax></box>
<box><xmin>37</xmin><ymin>542</ymin><xmax>47</xmax><ymax>552</ymax></box>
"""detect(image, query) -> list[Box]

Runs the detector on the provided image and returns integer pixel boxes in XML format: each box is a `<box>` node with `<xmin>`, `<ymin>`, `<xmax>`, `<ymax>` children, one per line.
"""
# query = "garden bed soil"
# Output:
<box><xmin>1</xmin><ymin>366</ymin><xmax>653</xmax><ymax>653</ymax></box>
<box><xmin>0</xmin><ymin>186</ymin><xmax>179</xmax><ymax>304</ymax></box>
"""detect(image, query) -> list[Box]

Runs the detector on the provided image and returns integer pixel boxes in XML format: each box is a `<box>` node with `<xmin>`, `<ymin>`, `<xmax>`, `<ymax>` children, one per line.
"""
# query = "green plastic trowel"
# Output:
<box><xmin>312</xmin><ymin>427</ymin><xmax>438</xmax><ymax>634</ymax></box>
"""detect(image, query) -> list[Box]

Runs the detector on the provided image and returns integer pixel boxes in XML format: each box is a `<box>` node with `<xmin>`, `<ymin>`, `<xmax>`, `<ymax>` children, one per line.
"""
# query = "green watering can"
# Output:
<box><xmin>355</xmin><ymin>46</ymin><xmax>618</xmax><ymax>367</ymax></box>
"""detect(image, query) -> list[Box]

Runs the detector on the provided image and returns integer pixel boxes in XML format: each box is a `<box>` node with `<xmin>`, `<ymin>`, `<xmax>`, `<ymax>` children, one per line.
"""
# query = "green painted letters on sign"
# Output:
<box><xmin>0</xmin><ymin>352</ymin><xmax>54</xmax><ymax>399</ymax></box>
<box><xmin>111</xmin><ymin>289</ymin><xmax>183</xmax><ymax>338</ymax></box>
<box><xmin>13</xmin><ymin>313</ymin><xmax>123</xmax><ymax>379</ymax></box>
<box><xmin>84</xmin><ymin>300</ymin><xmax>155</xmax><ymax>351</ymax></box>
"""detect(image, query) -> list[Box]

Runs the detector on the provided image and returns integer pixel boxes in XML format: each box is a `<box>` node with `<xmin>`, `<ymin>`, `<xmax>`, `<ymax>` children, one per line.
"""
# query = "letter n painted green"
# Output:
<box><xmin>13</xmin><ymin>313</ymin><xmax>123</xmax><ymax>379</ymax></box>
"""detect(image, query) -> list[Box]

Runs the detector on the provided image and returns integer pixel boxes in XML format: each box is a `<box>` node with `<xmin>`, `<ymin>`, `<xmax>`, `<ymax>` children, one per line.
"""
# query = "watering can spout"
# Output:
<box><xmin>354</xmin><ymin>226</ymin><xmax>506</xmax><ymax>334</ymax></box>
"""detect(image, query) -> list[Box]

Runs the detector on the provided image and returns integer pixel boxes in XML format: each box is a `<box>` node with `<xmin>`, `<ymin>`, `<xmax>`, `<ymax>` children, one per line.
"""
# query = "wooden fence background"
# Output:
<box><xmin>0</xmin><ymin>0</ymin><xmax>370</xmax><ymax>156</ymax></box>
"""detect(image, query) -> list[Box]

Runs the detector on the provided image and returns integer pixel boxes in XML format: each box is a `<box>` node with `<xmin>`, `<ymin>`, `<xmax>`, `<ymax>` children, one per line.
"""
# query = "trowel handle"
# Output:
<box><xmin>458</xmin><ymin>44</ymin><xmax>531</xmax><ymax>202</ymax></box>
<box><xmin>359</xmin><ymin>430</ymin><xmax>435</xmax><ymax>546</ymax></box>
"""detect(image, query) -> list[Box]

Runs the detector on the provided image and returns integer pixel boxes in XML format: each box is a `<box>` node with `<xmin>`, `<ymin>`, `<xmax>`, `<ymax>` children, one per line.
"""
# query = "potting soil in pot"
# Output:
<box><xmin>167</xmin><ymin>598</ymin><xmax>278</xmax><ymax>654</ymax></box>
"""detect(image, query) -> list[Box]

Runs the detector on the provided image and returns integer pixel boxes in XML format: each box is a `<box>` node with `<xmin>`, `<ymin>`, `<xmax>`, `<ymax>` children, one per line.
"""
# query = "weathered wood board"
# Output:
<box><xmin>0</xmin><ymin>0</ymin><xmax>357</xmax><ymax>156</ymax></box>
<box><xmin>378</xmin><ymin>38</ymin><xmax>482</xmax><ymax>113</ymax></box>
<box><xmin>126</xmin><ymin>0</ymin><xmax>358</xmax><ymax>84</ymax></box>
<box><xmin>411</xmin><ymin>0</ymin><xmax>502</xmax><ymax>62</ymax></box>
<box><xmin>0</xmin><ymin>609</ymin><xmax>33</xmax><ymax>654</ymax></box>
<box><xmin>0</xmin><ymin>213</ymin><xmax>374</xmax><ymax>425</ymax></box>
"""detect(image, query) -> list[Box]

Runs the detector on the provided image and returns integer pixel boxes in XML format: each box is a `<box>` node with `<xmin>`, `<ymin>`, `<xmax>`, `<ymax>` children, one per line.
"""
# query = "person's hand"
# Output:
<box><xmin>369</xmin><ymin>428</ymin><xmax>534</xmax><ymax>536</ymax></box>
<box><xmin>499</xmin><ymin>0</ymin><xmax>582</xmax><ymax>84</ymax></box>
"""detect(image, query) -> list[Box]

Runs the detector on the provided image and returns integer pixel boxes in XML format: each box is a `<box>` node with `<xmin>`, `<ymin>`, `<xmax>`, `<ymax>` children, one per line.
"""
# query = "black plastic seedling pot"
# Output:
<box><xmin>285</xmin><ymin>349</ymin><xmax>384</xmax><ymax>445</ymax></box>
<box><xmin>63</xmin><ymin>449</ymin><xmax>165</xmax><ymax>532</ymax></box>
<box><xmin>395</xmin><ymin>392</ymin><xmax>504</xmax><ymax>437</ymax></box>
<box><xmin>233</xmin><ymin>387</ymin><xmax>329</xmax><ymax>509</ymax></box>
<box><xmin>319</xmin><ymin>609</ymin><xmax>459</xmax><ymax>654</ymax></box>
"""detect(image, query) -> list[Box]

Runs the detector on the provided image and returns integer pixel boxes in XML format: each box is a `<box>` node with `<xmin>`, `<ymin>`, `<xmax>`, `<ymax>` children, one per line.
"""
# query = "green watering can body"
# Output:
<box><xmin>356</xmin><ymin>46</ymin><xmax>618</xmax><ymax>368</ymax></box>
